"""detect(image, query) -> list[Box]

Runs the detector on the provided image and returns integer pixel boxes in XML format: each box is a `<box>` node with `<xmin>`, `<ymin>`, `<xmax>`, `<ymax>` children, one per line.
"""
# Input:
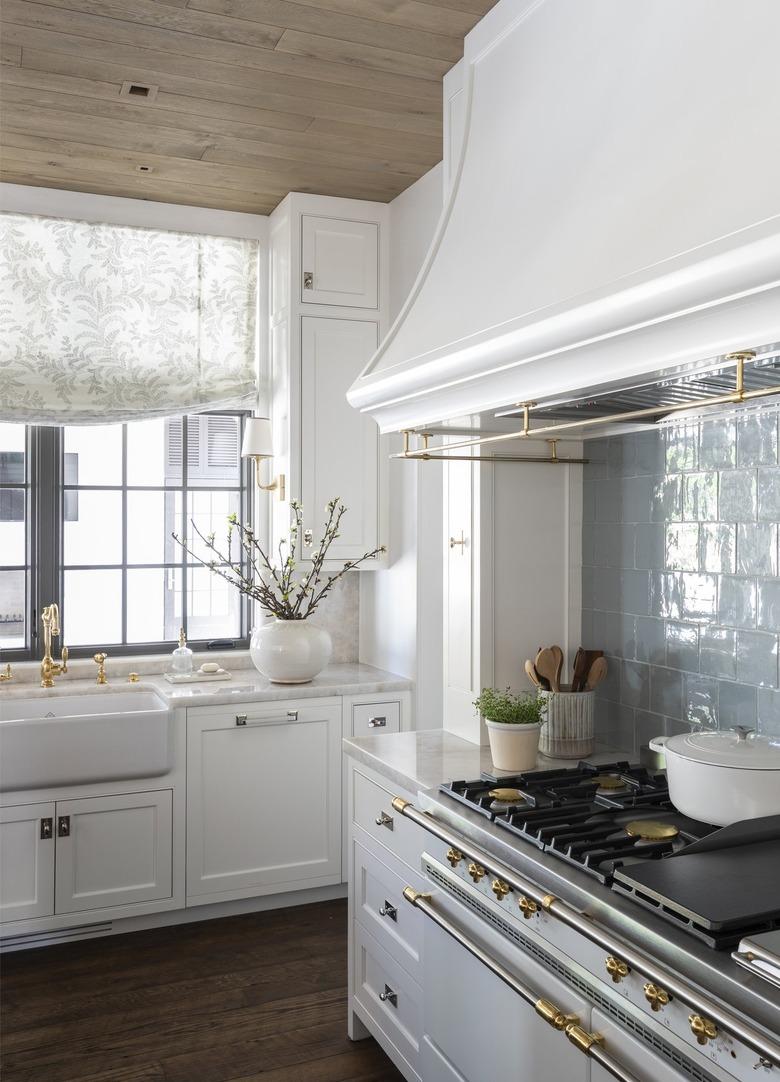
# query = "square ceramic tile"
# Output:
<box><xmin>665</xmin><ymin>424</ymin><xmax>698</xmax><ymax>472</ymax></box>
<box><xmin>683</xmin><ymin>673</ymin><xmax>719</xmax><ymax>730</ymax></box>
<box><xmin>633</xmin><ymin>616</ymin><xmax>666</xmax><ymax>665</ymax></box>
<box><xmin>736</xmin><ymin>523</ymin><xmax>778</xmax><ymax>576</ymax></box>
<box><xmin>717</xmin><ymin>575</ymin><xmax>757</xmax><ymax>628</ymax></box>
<box><xmin>634</xmin><ymin>431</ymin><xmax>664</xmax><ymax>475</ymax></box>
<box><xmin>649</xmin><ymin>571</ymin><xmax>683</xmax><ymax>620</ymax></box>
<box><xmin>664</xmin><ymin>523</ymin><xmax>699</xmax><ymax>571</ymax></box>
<box><xmin>683</xmin><ymin>472</ymin><xmax>718</xmax><ymax>522</ymax></box>
<box><xmin>649</xmin><ymin>666</ymin><xmax>683</xmax><ymax>720</ymax></box>
<box><xmin>737</xmin><ymin>411</ymin><xmax>778</xmax><ymax>467</ymax></box>
<box><xmin>758</xmin><ymin>468</ymin><xmax>780</xmax><ymax>521</ymax></box>
<box><xmin>699</xmin><ymin>417</ymin><xmax>736</xmax><ymax>469</ymax></box>
<box><xmin>621</xmin><ymin>660</ymin><xmax>650</xmax><ymax>710</ymax></box>
<box><xmin>665</xmin><ymin>621</ymin><xmax>699</xmax><ymax>671</ymax></box>
<box><xmin>621</xmin><ymin>474</ymin><xmax>654</xmax><ymax>525</ymax></box>
<box><xmin>736</xmin><ymin>629</ymin><xmax>778</xmax><ymax>688</ymax></box>
<box><xmin>719</xmin><ymin>469</ymin><xmax>757</xmax><ymax>522</ymax></box>
<box><xmin>680</xmin><ymin>573</ymin><xmax>717</xmax><ymax>622</ymax></box>
<box><xmin>699</xmin><ymin>626</ymin><xmax>737</xmax><ymax>680</ymax></box>
<box><xmin>698</xmin><ymin>523</ymin><xmax>736</xmax><ymax>574</ymax></box>
<box><xmin>595</xmin><ymin>479</ymin><xmax>622</xmax><ymax>523</ymax></box>
<box><xmin>651</xmin><ymin>476</ymin><xmax>683</xmax><ymax>522</ymax></box>
<box><xmin>757</xmin><ymin>687</ymin><xmax>780</xmax><ymax>736</ymax></box>
<box><xmin>635</xmin><ymin>524</ymin><xmax>665</xmax><ymax>570</ymax></box>
<box><xmin>621</xmin><ymin>570</ymin><xmax>650</xmax><ymax>616</ymax></box>
<box><xmin>758</xmin><ymin>580</ymin><xmax>780</xmax><ymax>632</ymax></box>
<box><xmin>718</xmin><ymin>681</ymin><xmax>757</xmax><ymax>729</ymax></box>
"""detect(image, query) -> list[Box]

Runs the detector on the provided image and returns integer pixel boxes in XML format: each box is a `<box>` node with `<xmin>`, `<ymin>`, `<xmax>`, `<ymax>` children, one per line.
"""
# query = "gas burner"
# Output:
<box><xmin>487</xmin><ymin>787</ymin><xmax>528</xmax><ymax>813</ymax></box>
<box><xmin>625</xmin><ymin>819</ymin><xmax>679</xmax><ymax>841</ymax></box>
<box><xmin>592</xmin><ymin>774</ymin><xmax>631</xmax><ymax>796</ymax></box>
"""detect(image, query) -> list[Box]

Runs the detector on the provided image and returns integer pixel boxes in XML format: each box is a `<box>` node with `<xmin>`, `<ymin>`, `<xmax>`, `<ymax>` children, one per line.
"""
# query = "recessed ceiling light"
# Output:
<box><xmin>120</xmin><ymin>81</ymin><xmax>159</xmax><ymax>103</ymax></box>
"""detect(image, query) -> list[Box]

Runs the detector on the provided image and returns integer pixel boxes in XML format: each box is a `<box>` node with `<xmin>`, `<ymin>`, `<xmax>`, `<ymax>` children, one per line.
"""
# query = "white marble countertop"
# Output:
<box><xmin>0</xmin><ymin>662</ymin><xmax>411</xmax><ymax>710</ymax></box>
<box><xmin>343</xmin><ymin>729</ymin><xmax>626</xmax><ymax>794</ymax></box>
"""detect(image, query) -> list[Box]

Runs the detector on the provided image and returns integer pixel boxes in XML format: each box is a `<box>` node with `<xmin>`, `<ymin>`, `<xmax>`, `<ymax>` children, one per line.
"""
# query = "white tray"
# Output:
<box><xmin>164</xmin><ymin>669</ymin><xmax>233</xmax><ymax>684</ymax></box>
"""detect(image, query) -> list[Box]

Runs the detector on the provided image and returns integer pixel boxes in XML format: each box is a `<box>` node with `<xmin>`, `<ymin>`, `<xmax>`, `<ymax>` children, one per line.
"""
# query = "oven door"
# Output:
<box><xmin>413</xmin><ymin>861</ymin><xmax>652</xmax><ymax>1082</ymax></box>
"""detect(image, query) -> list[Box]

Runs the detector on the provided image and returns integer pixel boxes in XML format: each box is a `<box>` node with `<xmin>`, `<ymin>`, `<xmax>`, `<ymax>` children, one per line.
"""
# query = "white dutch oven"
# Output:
<box><xmin>649</xmin><ymin>726</ymin><xmax>780</xmax><ymax>826</ymax></box>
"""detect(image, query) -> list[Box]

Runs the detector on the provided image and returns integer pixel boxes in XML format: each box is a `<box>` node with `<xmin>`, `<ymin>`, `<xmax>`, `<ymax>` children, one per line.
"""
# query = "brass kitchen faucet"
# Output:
<box><xmin>40</xmin><ymin>603</ymin><xmax>68</xmax><ymax>688</ymax></box>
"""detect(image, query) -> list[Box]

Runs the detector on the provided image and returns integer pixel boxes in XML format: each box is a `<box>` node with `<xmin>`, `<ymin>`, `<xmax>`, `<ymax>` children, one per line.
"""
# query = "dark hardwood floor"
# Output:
<box><xmin>1</xmin><ymin>899</ymin><xmax>405</xmax><ymax>1082</ymax></box>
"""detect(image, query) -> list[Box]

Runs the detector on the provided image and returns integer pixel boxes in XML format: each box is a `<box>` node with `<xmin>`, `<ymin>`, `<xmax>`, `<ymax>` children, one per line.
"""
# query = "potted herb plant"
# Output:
<box><xmin>473</xmin><ymin>687</ymin><xmax>546</xmax><ymax>771</ymax></box>
<box><xmin>174</xmin><ymin>498</ymin><xmax>383</xmax><ymax>684</ymax></box>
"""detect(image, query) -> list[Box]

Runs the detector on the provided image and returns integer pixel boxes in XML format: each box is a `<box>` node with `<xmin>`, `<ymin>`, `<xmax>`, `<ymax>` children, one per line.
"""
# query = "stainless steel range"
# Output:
<box><xmin>393</xmin><ymin>760</ymin><xmax>780</xmax><ymax>1082</ymax></box>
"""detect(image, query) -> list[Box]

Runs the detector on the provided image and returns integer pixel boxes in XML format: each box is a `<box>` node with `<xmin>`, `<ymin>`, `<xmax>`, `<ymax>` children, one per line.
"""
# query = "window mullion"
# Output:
<box><xmin>32</xmin><ymin>426</ymin><xmax>62</xmax><ymax>660</ymax></box>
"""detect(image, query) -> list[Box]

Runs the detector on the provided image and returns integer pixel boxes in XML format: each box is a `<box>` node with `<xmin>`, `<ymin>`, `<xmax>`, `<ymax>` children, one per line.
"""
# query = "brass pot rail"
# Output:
<box><xmin>402</xmin><ymin>886</ymin><xmax>639</xmax><ymax>1082</ymax></box>
<box><xmin>393</xmin><ymin>352</ymin><xmax>773</xmax><ymax>463</ymax></box>
<box><xmin>391</xmin><ymin>797</ymin><xmax>780</xmax><ymax>1069</ymax></box>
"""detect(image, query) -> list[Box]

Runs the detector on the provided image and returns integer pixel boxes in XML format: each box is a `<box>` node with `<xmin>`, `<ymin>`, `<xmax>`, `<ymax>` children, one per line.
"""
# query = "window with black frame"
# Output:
<box><xmin>0</xmin><ymin>413</ymin><xmax>251</xmax><ymax>659</ymax></box>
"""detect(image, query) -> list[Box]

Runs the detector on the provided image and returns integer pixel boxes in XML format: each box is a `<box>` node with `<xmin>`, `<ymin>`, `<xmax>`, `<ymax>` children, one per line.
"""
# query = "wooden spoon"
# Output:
<box><xmin>584</xmin><ymin>656</ymin><xmax>608</xmax><ymax>691</ymax></box>
<box><xmin>524</xmin><ymin>659</ymin><xmax>541</xmax><ymax>688</ymax></box>
<box><xmin>550</xmin><ymin>645</ymin><xmax>564</xmax><ymax>691</ymax></box>
<box><xmin>535</xmin><ymin>647</ymin><xmax>560</xmax><ymax>692</ymax></box>
<box><xmin>573</xmin><ymin>648</ymin><xmax>602</xmax><ymax>692</ymax></box>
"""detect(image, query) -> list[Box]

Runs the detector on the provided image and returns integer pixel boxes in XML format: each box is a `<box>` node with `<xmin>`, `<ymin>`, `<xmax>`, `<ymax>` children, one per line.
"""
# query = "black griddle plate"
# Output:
<box><xmin>613</xmin><ymin>839</ymin><xmax>780</xmax><ymax>930</ymax></box>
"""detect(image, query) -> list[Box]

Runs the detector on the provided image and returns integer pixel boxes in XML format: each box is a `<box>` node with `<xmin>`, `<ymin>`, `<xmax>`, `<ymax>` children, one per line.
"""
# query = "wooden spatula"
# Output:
<box><xmin>585</xmin><ymin>656</ymin><xmax>608</xmax><ymax>691</ymax></box>
<box><xmin>572</xmin><ymin>648</ymin><xmax>602</xmax><ymax>692</ymax></box>
<box><xmin>535</xmin><ymin>647</ymin><xmax>560</xmax><ymax>692</ymax></box>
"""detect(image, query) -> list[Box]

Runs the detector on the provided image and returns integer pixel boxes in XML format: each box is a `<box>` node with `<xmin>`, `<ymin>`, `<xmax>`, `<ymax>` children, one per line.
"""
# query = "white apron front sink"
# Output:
<box><xmin>0</xmin><ymin>688</ymin><xmax>174</xmax><ymax>792</ymax></box>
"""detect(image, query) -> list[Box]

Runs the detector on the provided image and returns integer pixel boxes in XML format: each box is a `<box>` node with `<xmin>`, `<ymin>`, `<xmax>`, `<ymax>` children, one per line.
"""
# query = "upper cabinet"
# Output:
<box><xmin>269</xmin><ymin>194</ymin><xmax>389</xmax><ymax>567</ymax></box>
<box><xmin>301</xmin><ymin>216</ymin><xmax>379</xmax><ymax>309</ymax></box>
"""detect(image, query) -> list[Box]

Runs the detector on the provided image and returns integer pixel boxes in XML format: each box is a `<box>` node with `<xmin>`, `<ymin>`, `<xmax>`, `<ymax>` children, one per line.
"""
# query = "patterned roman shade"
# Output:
<box><xmin>0</xmin><ymin>213</ymin><xmax>258</xmax><ymax>424</ymax></box>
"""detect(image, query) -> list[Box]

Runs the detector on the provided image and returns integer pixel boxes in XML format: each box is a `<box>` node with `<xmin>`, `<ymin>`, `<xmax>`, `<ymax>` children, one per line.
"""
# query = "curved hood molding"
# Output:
<box><xmin>348</xmin><ymin>0</ymin><xmax>780</xmax><ymax>433</ymax></box>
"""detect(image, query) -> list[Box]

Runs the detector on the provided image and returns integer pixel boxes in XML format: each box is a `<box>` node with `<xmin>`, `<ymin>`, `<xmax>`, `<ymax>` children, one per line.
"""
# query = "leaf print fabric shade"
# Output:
<box><xmin>0</xmin><ymin>213</ymin><xmax>258</xmax><ymax>424</ymax></box>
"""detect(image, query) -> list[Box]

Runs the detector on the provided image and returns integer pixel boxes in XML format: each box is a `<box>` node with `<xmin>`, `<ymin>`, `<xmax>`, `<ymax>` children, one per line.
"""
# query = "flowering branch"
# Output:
<box><xmin>172</xmin><ymin>497</ymin><xmax>384</xmax><ymax>620</ymax></box>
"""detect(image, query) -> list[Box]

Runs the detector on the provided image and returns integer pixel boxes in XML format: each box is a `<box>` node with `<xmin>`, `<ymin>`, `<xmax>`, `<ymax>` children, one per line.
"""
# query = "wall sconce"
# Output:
<box><xmin>241</xmin><ymin>417</ymin><xmax>285</xmax><ymax>500</ymax></box>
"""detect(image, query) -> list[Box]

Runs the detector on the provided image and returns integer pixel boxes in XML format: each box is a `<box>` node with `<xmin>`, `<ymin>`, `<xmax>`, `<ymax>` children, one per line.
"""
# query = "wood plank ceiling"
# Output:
<box><xmin>0</xmin><ymin>0</ymin><xmax>497</xmax><ymax>214</ymax></box>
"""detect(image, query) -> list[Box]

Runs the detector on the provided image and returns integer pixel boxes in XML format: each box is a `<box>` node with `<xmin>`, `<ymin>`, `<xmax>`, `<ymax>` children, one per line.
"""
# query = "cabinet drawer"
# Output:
<box><xmin>353</xmin><ymin>922</ymin><xmax>422</xmax><ymax>1078</ymax></box>
<box><xmin>352</xmin><ymin>838</ymin><xmax>423</xmax><ymax>983</ymax></box>
<box><xmin>352</xmin><ymin>701</ymin><xmax>400</xmax><ymax>736</ymax></box>
<box><xmin>353</xmin><ymin>769</ymin><xmax>421</xmax><ymax>872</ymax></box>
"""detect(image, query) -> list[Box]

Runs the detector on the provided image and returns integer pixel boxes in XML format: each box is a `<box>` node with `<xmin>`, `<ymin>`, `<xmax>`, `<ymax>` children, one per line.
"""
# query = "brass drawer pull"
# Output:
<box><xmin>605</xmin><ymin>955</ymin><xmax>630</xmax><ymax>983</ymax></box>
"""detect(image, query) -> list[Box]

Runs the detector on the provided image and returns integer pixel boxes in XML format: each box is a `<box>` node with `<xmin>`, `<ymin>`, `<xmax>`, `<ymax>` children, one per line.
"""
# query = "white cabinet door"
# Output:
<box><xmin>301</xmin><ymin>317</ymin><xmax>381</xmax><ymax>562</ymax></box>
<box><xmin>301</xmin><ymin>215</ymin><xmax>378</xmax><ymax>308</ymax></box>
<box><xmin>0</xmin><ymin>802</ymin><xmax>55</xmax><ymax>923</ymax></box>
<box><xmin>54</xmin><ymin>791</ymin><xmax>173</xmax><ymax>914</ymax></box>
<box><xmin>590</xmin><ymin>1010</ymin><xmax>685</xmax><ymax>1082</ymax></box>
<box><xmin>187</xmin><ymin>699</ymin><xmax>342</xmax><ymax>902</ymax></box>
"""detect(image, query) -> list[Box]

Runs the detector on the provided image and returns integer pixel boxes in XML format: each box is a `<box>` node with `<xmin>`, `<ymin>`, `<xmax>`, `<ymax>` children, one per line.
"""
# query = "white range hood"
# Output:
<box><xmin>348</xmin><ymin>0</ymin><xmax>780</xmax><ymax>434</ymax></box>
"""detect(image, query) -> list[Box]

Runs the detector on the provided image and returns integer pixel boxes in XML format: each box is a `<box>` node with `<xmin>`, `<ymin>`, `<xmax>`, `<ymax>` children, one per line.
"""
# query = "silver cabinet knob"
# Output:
<box><xmin>375</xmin><ymin>811</ymin><xmax>393</xmax><ymax>830</ymax></box>
<box><xmin>379</xmin><ymin>900</ymin><xmax>397</xmax><ymax>921</ymax></box>
<box><xmin>379</xmin><ymin>984</ymin><xmax>398</xmax><ymax>1008</ymax></box>
<box><xmin>368</xmin><ymin>716</ymin><xmax>387</xmax><ymax>728</ymax></box>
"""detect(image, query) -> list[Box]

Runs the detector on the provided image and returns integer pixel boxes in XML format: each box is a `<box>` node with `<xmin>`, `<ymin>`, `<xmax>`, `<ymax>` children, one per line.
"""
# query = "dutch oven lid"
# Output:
<box><xmin>666</xmin><ymin>726</ymin><xmax>780</xmax><ymax>770</ymax></box>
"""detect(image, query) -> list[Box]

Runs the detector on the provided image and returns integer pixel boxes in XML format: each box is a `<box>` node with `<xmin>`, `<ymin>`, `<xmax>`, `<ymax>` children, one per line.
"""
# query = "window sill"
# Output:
<box><xmin>4</xmin><ymin>649</ymin><xmax>254</xmax><ymax>685</ymax></box>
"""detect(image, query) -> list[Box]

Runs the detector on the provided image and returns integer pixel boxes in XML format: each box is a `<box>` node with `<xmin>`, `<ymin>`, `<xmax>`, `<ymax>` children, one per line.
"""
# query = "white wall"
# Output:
<box><xmin>359</xmin><ymin>165</ymin><xmax>444</xmax><ymax>720</ymax></box>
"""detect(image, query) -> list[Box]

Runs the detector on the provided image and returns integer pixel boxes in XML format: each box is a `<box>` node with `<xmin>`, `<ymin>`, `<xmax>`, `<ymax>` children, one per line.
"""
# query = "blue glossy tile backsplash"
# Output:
<box><xmin>581</xmin><ymin>406</ymin><xmax>780</xmax><ymax>753</ymax></box>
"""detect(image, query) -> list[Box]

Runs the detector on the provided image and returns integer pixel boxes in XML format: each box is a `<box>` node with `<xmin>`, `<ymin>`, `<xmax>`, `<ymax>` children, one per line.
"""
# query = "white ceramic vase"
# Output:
<box><xmin>250</xmin><ymin>619</ymin><xmax>333</xmax><ymax>684</ymax></box>
<box><xmin>485</xmin><ymin>720</ymin><xmax>541</xmax><ymax>772</ymax></box>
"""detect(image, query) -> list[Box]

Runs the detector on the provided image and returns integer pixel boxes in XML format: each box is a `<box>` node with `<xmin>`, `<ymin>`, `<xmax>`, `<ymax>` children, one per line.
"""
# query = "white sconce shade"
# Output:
<box><xmin>241</xmin><ymin>416</ymin><xmax>274</xmax><ymax>459</ymax></box>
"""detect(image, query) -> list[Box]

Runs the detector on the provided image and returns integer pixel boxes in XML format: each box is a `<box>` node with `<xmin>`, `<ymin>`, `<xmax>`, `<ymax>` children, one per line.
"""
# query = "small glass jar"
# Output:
<box><xmin>170</xmin><ymin>627</ymin><xmax>193</xmax><ymax>676</ymax></box>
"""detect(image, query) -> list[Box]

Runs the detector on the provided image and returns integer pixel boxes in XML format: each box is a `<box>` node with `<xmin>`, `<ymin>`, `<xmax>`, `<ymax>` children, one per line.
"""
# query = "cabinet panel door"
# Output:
<box><xmin>54</xmin><ymin>791</ymin><xmax>172</xmax><ymax>914</ymax></box>
<box><xmin>301</xmin><ymin>215</ymin><xmax>378</xmax><ymax>308</ymax></box>
<box><xmin>301</xmin><ymin>317</ymin><xmax>380</xmax><ymax>562</ymax></box>
<box><xmin>187</xmin><ymin>700</ymin><xmax>342</xmax><ymax>900</ymax></box>
<box><xmin>0</xmin><ymin>802</ymin><xmax>55</xmax><ymax>923</ymax></box>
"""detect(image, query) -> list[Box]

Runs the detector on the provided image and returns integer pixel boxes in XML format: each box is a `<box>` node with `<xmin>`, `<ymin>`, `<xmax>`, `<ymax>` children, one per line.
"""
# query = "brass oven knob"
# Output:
<box><xmin>518</xmin><ymin>896</ymin><xmax>538</xmax><ymax>919</ymax></box>
<box><xmin>467</xmin><ymin>862</ymin><xmax>486</xmax><ymax>883</ymax></box>
<box><xmin>644</xmin><ymin>982</ymin><xmax>671</xmax><ymax>1012</ymax></box>
<box><xmin>689</xmin><ymin>1014</ymin><xmax>718</xmax><ymax>1045</ymax></box>
<box><xmin>446</xmin><ymin>847</ymin><xmax>463</xmax><ymax>868</ymax></box>
<box><xmin>491</xmin><ymin>878</ymin><xmax>511</xmax><ymax>900</ymax></box>
<box><xmin>605</xmin><ymin>956</ymin><xmax>630</xmax><ymax>983</ymax></box>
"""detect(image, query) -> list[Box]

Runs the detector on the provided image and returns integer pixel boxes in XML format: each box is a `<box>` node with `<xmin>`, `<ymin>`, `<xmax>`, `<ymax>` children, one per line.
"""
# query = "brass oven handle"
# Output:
<box><xmin>402</xmin><ymin>888</ymin><xmax>640</xmax><ymax>1082</ymax></box>
<box><xmin>390</xmin><ymin>797</ymin><xmax>780</xmax><ymax>1070</ymax></box>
